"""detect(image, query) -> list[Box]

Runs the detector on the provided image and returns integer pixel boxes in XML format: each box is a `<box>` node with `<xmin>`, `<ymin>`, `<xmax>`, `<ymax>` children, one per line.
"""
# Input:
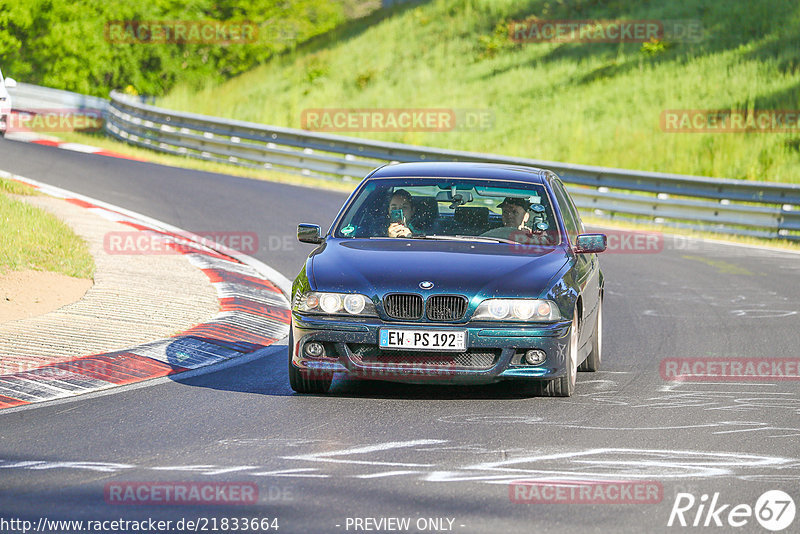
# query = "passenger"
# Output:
<box><xmin>387</xmin><ymin>189</ymin><xmax>419</xmax><ymax>238</ymax></box>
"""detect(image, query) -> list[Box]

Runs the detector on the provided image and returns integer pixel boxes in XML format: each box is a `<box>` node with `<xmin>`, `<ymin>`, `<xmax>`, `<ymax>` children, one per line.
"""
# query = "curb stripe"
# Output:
<box><xmin>64</xmin><ymin>198</ymin><xmax>95</xmax><ymax>209</ymax></box>
<box><xmin>13</xmin><ymin>127</ymin><xmax>146</xmax><ymax>161</ymax></box>
<box><xmin>202</xmin><ymin>269</ymin><xmax>283</xmax><ymax>293</ymax></box>
<box><xmin>170</xmin><ymin>244</ymin><xmax>234</xmax><ymax>262</ymax></box>
<box><xmin>219</xmin><ymin>297</ymin><xmax>291</xmax><ymax>322</ymax></box>
<box><xmin>29</xmin><ymin>139</ymin><xmax>60</xmax><ymax>147</ymax></box>
<box><xmin>47</xmin><ymin>353</ymin><xmax>185</xmax><ymax>385</ymax></box>
<box><xmin>213</xmin><ymin>282</ymin><xmax>288</xmax><ymax>306</ymax></box>
<box><xmin>0</xmin><ymin>395</ymin><xmax>29</xmax><ymax>409</ymax></box>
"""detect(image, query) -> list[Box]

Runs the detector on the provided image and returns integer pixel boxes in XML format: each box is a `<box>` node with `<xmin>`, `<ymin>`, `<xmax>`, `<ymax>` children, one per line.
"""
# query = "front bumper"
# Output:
<box><xmin>291</xmin><ymin>313</ymin><xmax>572</xmax><ymax>385</ymax></box>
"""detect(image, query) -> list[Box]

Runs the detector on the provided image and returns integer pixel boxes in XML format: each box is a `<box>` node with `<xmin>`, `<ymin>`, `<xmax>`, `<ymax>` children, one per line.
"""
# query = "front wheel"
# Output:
<box><xmin>578</xmin><ymin>296</ymin><xmax>602</xmax><ymax>372</ymax></box>
<box><xmin>538</xmin><ymin>309</ymin><xmax>578</xmax><ymax>397</ymax></box>
<box><xmin>288</xmin><ymin>331</ymin><xmax>332</xmax><ymax>394</ymax></box>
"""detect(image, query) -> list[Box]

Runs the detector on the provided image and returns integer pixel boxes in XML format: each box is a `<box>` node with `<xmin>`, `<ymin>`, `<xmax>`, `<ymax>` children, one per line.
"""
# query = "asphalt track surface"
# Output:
<box><xmin>1</xmin><ymin>138</ymin><xmax>799</xmax><ymax>534</ymax></box>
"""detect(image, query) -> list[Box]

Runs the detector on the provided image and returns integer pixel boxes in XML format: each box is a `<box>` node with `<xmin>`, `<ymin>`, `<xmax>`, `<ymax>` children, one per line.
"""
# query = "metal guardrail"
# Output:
<box><xmin>8</xmin><ymin>82</ymin><xmax>108</xmax><ymax>114</ymax></box>
<box><xmin>9</xmin><ymin>83</ymin><xmax>800</xmax><ymax>240</ymax></box>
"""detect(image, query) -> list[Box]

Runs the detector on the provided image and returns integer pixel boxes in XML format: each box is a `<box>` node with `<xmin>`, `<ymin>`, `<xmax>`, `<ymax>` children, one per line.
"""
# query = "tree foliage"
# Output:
<box><xmin>0</xmin><ymin>0</ymin><xmax>346</xmax><ymax>96</ymax></box>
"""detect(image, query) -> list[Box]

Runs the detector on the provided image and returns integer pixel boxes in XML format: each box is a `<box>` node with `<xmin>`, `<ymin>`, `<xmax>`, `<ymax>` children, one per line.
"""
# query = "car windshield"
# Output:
<box><xmin>333</xmin><ymin>177</ymin><xmax>560</xmax><ymax>245</ymax></box>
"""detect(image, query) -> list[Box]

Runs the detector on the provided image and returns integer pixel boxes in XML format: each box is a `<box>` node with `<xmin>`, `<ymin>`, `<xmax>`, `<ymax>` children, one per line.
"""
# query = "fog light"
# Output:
<box><xmin>304</xmin><ymin>342</ymin><xmax>325</xmax><ymax>358</ymax></box>
<box><xmin>524</xmin><ymin>349</ymin><xmax>546</xmax><ymax>365</ymax></box>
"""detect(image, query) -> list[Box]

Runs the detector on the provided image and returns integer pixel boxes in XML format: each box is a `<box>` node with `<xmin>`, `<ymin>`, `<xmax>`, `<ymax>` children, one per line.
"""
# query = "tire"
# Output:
<box><xmin>288</xmin><ymin>330</ymin><xmax>332</xmax><ymax>394</ymax></box>
<box><xmin>538</xmin><ymin>309</ymin><xmax>578</xmax><ymax>397</ymax></box>
<box><xmin>578</xmin><ymin>296</ymin><xmax>602</xmax><ymax>372</ymax></box>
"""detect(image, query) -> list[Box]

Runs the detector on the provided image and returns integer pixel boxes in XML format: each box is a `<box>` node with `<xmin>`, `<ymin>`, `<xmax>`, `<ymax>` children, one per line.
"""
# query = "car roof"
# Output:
<box><xmin>368</xmin><ymin>161</ymin><xmax>551</xmax><ymax>185</ymax></box>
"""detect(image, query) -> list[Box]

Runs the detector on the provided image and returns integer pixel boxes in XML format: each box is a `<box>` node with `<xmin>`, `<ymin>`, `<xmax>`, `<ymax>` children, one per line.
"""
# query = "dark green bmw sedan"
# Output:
<box><xmin>290</xmin><ymin>162</ymin><xmax>606</xmax><ymax>396</ymax></box>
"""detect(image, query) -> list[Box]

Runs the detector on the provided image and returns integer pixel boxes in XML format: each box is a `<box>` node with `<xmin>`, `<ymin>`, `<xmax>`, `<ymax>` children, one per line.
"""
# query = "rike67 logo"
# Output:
<box><xmin>668</xmin><ymin>490</ymin><xmax>795</xmax><ymax>531</ymax></box>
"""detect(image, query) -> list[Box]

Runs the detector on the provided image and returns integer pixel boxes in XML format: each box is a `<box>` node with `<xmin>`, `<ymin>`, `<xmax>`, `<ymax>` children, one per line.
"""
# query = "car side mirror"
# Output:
<box><xmin>575</xmin><ymin>233</ymin><xmax>607</xmax><ymax>253</ymax></box>
<box><xmin>4</xmin><ymin>77</ymin><xmax>16</xmax><ymax>89</ymax></box>
<box><xmin>297</xmin><ymin>223</ymin><xmax>323</xmax><ymax>244</ymax></box>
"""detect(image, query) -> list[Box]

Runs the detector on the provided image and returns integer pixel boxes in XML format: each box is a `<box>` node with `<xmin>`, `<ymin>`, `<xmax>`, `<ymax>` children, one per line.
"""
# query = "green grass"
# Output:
<box><xmin>0</xmin><ymin>180</ymin><xmax>95</xmax><ymax>278</ymax></box>
<box><xmin>157</xmin><ymin>0</ymin><xmax>800</xmax><ymax>183</ymax></box>
<box><xmin>0</xmin><ymin>177</ymin><xmax>39</xmax><ymax>196</ymax></box>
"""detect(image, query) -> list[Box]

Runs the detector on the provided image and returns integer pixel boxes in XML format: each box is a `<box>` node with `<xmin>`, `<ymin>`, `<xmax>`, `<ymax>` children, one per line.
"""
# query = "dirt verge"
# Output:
<box><xmin>0</xmin><ymin>270</ymin><xmax>93</xmax><ymax>323</ymax></box>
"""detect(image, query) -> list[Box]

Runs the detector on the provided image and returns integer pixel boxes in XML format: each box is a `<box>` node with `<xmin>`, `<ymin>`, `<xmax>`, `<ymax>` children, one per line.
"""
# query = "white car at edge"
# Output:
<box><xmin>0</xmin><ymin>68</ymin><xmax>18</xmax><ymax>137</ymax></box>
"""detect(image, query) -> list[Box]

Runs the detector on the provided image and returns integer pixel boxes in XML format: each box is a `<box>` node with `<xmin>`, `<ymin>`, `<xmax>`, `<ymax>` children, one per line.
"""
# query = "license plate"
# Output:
<box><xmin>379</xmin><ymin>329</ymin><xmax>466</xmax><ymax>351</ymax></box>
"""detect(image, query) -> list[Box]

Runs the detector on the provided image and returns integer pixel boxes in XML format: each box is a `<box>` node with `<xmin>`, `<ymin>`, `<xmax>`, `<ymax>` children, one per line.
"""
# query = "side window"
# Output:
<box><xmin>566</xmin><ymin>186</ymin><xmax>585</xmax><ymax>235</ymax></box>
<box><xmin>551</xmin><ymin>180</ymin><xmax>581</xmax><ymax>245</ymax></box>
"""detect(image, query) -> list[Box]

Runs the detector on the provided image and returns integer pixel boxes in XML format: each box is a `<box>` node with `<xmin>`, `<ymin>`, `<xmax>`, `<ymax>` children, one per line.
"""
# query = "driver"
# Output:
<box><xmin>480</xmin><ymin>197</ymin><xmax>541</xmax><ymax>243</ymax></box>
<box><xmin>387</xmin><ymin>189</ymin><xmax>419</xmax><ymax>238</ymax></box>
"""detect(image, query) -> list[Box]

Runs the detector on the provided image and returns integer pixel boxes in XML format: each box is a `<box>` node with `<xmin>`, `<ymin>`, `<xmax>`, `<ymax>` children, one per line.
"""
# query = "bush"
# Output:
<box><xmin>0</xmin><ymin>0</ymin><xmax>347</xmax><ymax>97</ymax></box>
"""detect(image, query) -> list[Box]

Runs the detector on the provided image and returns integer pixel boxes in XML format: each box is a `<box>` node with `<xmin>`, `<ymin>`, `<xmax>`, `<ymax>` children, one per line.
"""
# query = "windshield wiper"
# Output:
<box><xmin>412</xmin><ymin>234</ymin><xmax>518</xmax><ymax>244</ymax></box>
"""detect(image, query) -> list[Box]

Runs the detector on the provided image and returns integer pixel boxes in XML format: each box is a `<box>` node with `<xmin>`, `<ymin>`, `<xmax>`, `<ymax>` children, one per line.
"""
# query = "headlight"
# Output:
<box><xmin>343</xmin><ymin>294</ymin><xmax>366</xmax><ymax>314</ymax></box>
<box><xmin>473</xmin><ymin>299</ymin><xmax>561</xmax><ymax>321</ymax></box>
<box><xmin>294</xmin><ymin>291</ymin><xmax>377</xmax><ymax>316</ymax></box>
<box><xmin>488</xmin><ymin>300</ymin><xmax>509</xmax><ymax>318</ymax></box>
<box><xmin>319</xmin><ymin>293</ymin><xmax>342</xmax><ymax>314</ymax></box>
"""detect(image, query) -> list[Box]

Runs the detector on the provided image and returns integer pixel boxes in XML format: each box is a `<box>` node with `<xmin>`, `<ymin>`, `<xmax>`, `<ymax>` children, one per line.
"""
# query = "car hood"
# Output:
<box><xmin>309</xmin><ymin>238</ymin><xmax>570</xmax><ymax>298</ymax></box>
